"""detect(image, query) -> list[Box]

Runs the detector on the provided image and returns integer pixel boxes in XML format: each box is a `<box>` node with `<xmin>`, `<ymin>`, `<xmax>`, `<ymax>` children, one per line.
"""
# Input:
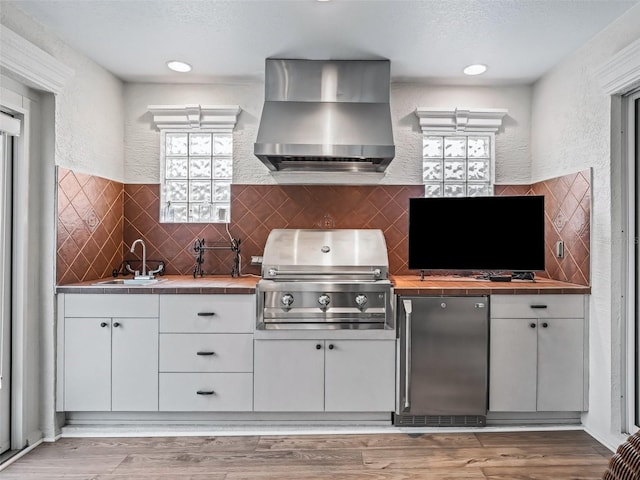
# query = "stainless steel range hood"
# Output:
<box><xmin>254</xmin><ymin>59</ymin><xmax>395</xmax><ymax>173</ymax></box>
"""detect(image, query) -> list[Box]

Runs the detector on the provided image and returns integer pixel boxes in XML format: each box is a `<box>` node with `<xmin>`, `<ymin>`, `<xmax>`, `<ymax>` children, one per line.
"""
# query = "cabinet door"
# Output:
<box><xmin>489</xmin><ymin>318</ymin><xmax>537</xmax><ymax>411</ymax></box>
<box><xmin>324</xmin><ymin>340</ymin><xmax>396</xmax><ymax>412</ymax></box>
<box><xmin>64</xmin><ymin>318</ymin><xmax>111</xmax><ymax>411</ymax></box>
<box><xmin>111</xmin><ymin>317</ymin><xmax>159</xmax><ymax>411</ymax></box>
<box><xmin>537</xmin><ymin>318</ymin><xmax>584</xmax><ymax>411</ymax></box>
<box><xmin>254</xmin><ymin>339</ymin><xmax>324</xmax><ymax>412</ymax></box>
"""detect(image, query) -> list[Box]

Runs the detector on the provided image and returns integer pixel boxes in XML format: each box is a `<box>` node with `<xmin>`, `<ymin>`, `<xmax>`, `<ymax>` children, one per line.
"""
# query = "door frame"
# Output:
<box><xmin>623</xmin><ymin>89</ymin><xmax>640</xmax><ymax>433</ymax></box>
<box><xmin>0</xmin><ymin>129</ymin><xmax>13</xmax><ymax>455</ymax></box>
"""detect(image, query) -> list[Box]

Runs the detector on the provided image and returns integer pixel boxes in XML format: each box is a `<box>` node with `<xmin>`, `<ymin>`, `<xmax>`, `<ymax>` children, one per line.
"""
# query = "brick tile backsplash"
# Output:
<box><xmin>57</xmin><ymin>170</ymin><xmax>591</xmax><ymax>286</ymax></box>
<box><xmin>56</xmin><ymin>168</ymin><xmax>124</xmax><ymax>284</ymax></box>
<box><xmin>495</xmin><ymin>168</ymin><xmax>591</xmax><ymax>285</ymax></box>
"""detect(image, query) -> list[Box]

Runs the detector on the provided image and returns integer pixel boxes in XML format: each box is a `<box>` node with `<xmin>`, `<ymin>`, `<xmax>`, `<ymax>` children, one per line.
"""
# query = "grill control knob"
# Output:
<box><xmin>355</xmin><ymin>294</ymin><xmax>368</xmax><ymax>309</ymax></box>
<box><xmin>318</xmin><ymin>294</ymin><xmax>331</xmax><ymax>308</ymax></box>
<box><xmin>281</xmin><ymin>293</ymin><xmax>294</xmax><ymax>308</ymax></box>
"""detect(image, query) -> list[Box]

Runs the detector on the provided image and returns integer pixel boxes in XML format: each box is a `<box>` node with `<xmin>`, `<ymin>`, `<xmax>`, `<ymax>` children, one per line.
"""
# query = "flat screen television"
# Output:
<box><xmin>408</xmin><ymin>195</ymin><xmax>545</xmax><ymax>272</ymax></box>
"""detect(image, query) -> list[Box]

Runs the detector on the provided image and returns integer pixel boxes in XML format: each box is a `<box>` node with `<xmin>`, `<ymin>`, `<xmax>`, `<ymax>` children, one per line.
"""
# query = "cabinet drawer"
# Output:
<box><xmin>491</xmin><ymin>295</ymin><xmax>584</xmax><ymax>318</ymax></box>
<box><xmin>159</xmin><ymin>373</ymin><xmax>253</xmax><ymax>411</ymax></box>
<box><xmin>159</xmin><ymin>334</ymin><xmax>253</xmax><ymax>372</ymax></box>
<box><xmin>159</xmin><ymin>295</ymin><xmax>254</xmax><ymax>333</ymax></box>
<box><xmin>65</xmin><ymin>294</ymin><xmax>159</xmax><ymax>318</ymax></box>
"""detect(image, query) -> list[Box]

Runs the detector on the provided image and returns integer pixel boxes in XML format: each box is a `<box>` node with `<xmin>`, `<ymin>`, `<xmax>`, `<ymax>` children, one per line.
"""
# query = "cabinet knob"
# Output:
<box><xmin>328</xmin><ymin>344</ymin><xmax>335</xmax><ymax>350</ymax></box>
<box><xmin>530</xmin><ymin>323</ymin><xmax>536</xmax><ymax>329</ymax></box>
<box><xmin>100</xmin><ymin>322</ymin><xmax>108</xmax><ymax>328</ymax></box>
<box><xmin>113</xmin><ymin>322</ymin><xmax>121</xmax><ymax>328</ymax></box>
<box><xmin>542</xmin><ymin>322</ymin><xmax>549</xmax><ymax>328</ymax></box>
<box><xmin>316</xmin><ymin>344</ymin><xmax>322</xmax><ymax>350</ymax></box>
<box><xmin>196</xmin><ymin>390</ymin><xmax>215</xmax><ymax>395</ymax></box>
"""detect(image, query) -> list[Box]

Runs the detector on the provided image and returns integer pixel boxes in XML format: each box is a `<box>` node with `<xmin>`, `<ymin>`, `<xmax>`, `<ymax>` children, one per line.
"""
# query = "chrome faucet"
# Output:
<box><xmin>130</xmin><ymin>239</ymin><xmax>151</xmax><ymax>279</ymax></box>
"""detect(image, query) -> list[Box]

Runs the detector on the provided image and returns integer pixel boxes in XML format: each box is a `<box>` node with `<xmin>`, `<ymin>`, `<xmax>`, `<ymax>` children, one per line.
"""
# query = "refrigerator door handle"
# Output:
<box><xmin>403</xmin><ymin>299</ymin><xmax>413</xmax><ymax>411</ymax></box>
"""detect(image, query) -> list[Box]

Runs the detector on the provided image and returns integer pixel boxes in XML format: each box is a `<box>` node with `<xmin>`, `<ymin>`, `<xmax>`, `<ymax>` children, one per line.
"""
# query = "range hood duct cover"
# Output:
<box><xmin>254</xmin><ymin>59</ymin><xmax>395</xmax><ymax>172</ymax></box>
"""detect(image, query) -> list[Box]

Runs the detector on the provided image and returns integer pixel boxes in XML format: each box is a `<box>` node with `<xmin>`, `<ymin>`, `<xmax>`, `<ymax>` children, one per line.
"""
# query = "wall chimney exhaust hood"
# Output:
<box><xmin>254</xmin><ymin>59</ymin><xmax>395</xmax><ymax>173</ymax></box>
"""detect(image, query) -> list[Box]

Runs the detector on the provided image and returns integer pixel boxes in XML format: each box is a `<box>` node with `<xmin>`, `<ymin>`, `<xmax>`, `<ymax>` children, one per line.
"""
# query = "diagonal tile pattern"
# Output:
<box><xmin>57</xmin><ymin>170</ymin><xmax>590</xmax><ymax>285</ymax></box>
<box><xmin>123</xmin><ymin>184</ymin><xmax>425</xmax><ymax>277</ymax></box>
<box><xmin>495</xmin><ymin>169</ymin><xmax>591</xmax><ymax>286</ymax></box>
<box><xmin>56</xmin><ymin>168</ymin><xmax>125</xmax><ymax>284</ymax></box>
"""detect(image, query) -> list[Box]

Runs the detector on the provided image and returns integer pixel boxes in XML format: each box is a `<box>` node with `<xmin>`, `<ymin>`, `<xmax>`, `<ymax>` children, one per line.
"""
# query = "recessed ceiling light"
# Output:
<box><xmin>463</xmin><ymin>64</ymin><xmax>487</xmax><ymax>76</ymax></box>
<box><xmin>167</xmin><ymin>60</ymin><xmax>192</xmax><ymax>73</ymax></box>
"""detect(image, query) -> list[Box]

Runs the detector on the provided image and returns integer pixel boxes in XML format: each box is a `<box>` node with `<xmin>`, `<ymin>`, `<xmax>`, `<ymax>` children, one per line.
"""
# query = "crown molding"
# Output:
<box><xmin>597</xmin><ymin>38</ymin><xmax>640</xmax><ymax>95</ymax></box>
<box><xmin>147</xmin><ymin>104</ymin><xmax>242</xmax><ymax>131</ymax></box>
<box><xmin>415</xmin><ymin>107</ymin><xmax>508</xmax><ymax>133</ymax></box>
<box><xmin>0</xmin><ymin>25</ymin><xmax>74</xmax><ymax>94</ymax></box>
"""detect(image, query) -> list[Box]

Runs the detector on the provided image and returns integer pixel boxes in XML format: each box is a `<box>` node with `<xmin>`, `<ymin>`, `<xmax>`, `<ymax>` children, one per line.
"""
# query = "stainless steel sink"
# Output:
<box><xmin>93</xmin><ymin>278</ymin><xmax>167</xmax><ymax>286</ymax></box>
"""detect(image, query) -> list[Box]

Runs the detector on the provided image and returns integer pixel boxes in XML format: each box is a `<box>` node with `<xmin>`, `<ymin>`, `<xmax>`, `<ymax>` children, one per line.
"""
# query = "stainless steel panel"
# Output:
<box><xmin>254</xmin><ymin>59</ymin><xmax>395</xmax><ymax>172</ymax></box>
<box><xmin>264</xmin><ymin>59</ymin><xmax>390</xmax><ymax>102</ymax></box>
<box><xmin>397</xmin><ymin>296</ymin><xmax>488</xmax><ymax>417</ymax></box>
<box><xmin>255</xmin><ymin>103</ymin><xmax>394</xmax><ymax>146</ymax></box>
<box><xmin>261</xmin><ymin>229</ymin><xmax>388</xmax><ymax>279</ymax></box>
<box><xmin>256</xmin><ymin>280</ymin><xmax>393</xmax><ymax>330</ymax></box>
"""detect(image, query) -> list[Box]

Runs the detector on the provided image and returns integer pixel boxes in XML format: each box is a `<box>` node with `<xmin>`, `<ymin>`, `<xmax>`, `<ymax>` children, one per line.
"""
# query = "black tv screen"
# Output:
<box><xmin>408</xmin><ymin>196</ymin><xmax>545</xmax><ymax>272</ymax></box>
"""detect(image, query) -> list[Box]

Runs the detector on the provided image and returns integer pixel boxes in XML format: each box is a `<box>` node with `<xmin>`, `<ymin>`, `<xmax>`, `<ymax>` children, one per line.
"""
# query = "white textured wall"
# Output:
<box><xmin>124</xmin><ymin>82</ymin><xmax>532</xmax><ymax>185</ymax></box>
<box><xmin>1</xmin><ymin>2</ymin><xmax>125</xmax><ymax>182</ymax></box>
<box><xmin>124</xmin><ymin>82</ymin><xmax>263</xmax><ymax>184</ymax></box>
<box><xmin>531</xmin><ymin>2</ymin><xmax>640</xmax><ymax>449</ymax></box>
<box><xmin>391</xmin><ymin>83</ymin><xmax>532</xmax><ymax>185</ymax></box>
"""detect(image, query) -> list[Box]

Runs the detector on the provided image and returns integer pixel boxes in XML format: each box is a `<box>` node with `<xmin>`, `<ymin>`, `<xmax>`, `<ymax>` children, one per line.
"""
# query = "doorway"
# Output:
<box><xmin>633</xmin><ymin>92</ymin><xmax>640</xmax><ymax>429</ymax></box>
<box><xmin>623</xmin><ymin>89</ymin><xmax>640</xmax><ymax>433</ymax></box>
<box><xmin>0</xmin><ymin>128</ymin><xmax>13</xmax><ymax>454</ymax></box>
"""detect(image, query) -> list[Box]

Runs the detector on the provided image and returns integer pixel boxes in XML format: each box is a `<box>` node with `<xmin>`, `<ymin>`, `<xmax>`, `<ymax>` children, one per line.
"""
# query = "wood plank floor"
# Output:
<box><xmin>0</xmin><ymin>430</ymin><xmax>613</xmax><ymax>480</ymax></box>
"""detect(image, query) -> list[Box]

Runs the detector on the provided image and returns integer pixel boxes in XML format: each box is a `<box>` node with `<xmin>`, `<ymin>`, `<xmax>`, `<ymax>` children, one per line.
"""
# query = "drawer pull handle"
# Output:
<box><xmin>196</xmin><ymin>390</ymin><xmax>215</xmax><ymax>395</ymax></box>
<box><xmin>197</xmin><ymin>312</ymin><xmax>216</xmax><ymax>317</ymax></box>
<box><xmin>196</xmin><ymin>351</ymin><xmax>215</xmax><ymax>356</ymax></box>
<box><xmin>530</xmin><ymin>305</ymin><xmax>547</xmax><ymax>309</ymax></box>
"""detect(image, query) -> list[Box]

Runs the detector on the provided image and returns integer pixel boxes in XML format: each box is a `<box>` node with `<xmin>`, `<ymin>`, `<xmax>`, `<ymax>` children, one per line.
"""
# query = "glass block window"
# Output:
<box><xmin>160</xmin><ymin>131</ymin><xmax>232</xmax><ymax>223</ymax></box>
<box><xmin>423</xmin><ymin>134</ymin><xmax>493</xmax><ymax>197</ymax></box>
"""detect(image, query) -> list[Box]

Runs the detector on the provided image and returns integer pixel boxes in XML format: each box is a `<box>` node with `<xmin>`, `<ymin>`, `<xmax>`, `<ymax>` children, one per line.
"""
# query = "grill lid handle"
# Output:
<box><xmin>265</xmin><ymin>268</ymin><xmax>383</xmax><ymax>278</ymax></box>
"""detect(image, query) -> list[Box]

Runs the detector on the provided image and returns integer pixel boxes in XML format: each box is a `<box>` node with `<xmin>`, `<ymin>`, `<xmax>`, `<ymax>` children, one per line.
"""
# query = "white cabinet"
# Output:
<box><xmin>254</xmin><ymin>339</ymin><xmax>395</xmax><ymax>412</ymax></box>
<box><xmin>253</xmin><ymin>340</ymin><xmax>325</xmax><ymax>412</ymax></box>
<box><xmin>62</xmin><ymin>294</ymin><xmax>159</xmax><ymax>412</ymax></box>
<box><xmin>489</xmin><ymin>295</ymin><xmax>586</xmax><ymax>412</ymax></box>
<box><xmin>158</xmin><ymin>294</ymin><xmax>254</xmax><ymax>411</ymax></box>
<box><xmin>64</xmin><ymin>317</ymin><xmax>111</xmax><ymax>411</ymax></box>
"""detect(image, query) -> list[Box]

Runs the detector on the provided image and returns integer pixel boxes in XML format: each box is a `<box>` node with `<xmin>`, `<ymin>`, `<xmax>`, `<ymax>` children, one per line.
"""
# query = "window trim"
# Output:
<box><xmin>147</xmin><ymin>104</ymin><xmax>241</xmax><ymax>224</ymax></box>
<box><xmin>415</xmin><ymin>107</ymin><xmax>507</xmax><ymax>197</ymax></box>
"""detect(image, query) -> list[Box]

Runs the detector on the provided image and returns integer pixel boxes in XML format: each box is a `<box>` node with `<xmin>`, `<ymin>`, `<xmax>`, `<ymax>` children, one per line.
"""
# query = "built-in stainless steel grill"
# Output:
<box><xmin>256</xmin><ymin>229</ymin><xmax>393</xmax><ymax>330</ymax></box>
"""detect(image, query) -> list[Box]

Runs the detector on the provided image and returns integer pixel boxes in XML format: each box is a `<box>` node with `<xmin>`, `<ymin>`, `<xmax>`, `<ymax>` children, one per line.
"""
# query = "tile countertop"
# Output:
<box><xmin>391</xmin><ymin>275</ymin><xmax>591</xmax><ymax>295</ymax></box>
<box><xmin>56</xmin><ymin>275</ymin><xmax>261</xmax><ymax>294</ymax></box>
<box><xmin>56</xmin><ymin>274</ymin><xmax>590</xmax><ymax>295</ymax></box>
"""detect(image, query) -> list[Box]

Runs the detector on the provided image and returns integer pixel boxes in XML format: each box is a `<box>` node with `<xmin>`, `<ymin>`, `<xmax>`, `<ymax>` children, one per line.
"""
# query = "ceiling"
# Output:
<box><xmin>7</xmin><ymin>0</ymin><xmax>639</xmax><ymax>85</ymax></box>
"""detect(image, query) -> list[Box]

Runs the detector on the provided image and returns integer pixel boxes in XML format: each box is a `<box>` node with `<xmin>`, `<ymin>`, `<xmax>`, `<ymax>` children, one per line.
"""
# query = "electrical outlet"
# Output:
<box><xmin>250</xmin><ymin>256</ymin><xmax>263</xmax><ymax>266</ymax></box>
<box><xmin>555</xmin><ymin>240</ymin><xmax>565</xmax><ymax>258</ymax></box>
